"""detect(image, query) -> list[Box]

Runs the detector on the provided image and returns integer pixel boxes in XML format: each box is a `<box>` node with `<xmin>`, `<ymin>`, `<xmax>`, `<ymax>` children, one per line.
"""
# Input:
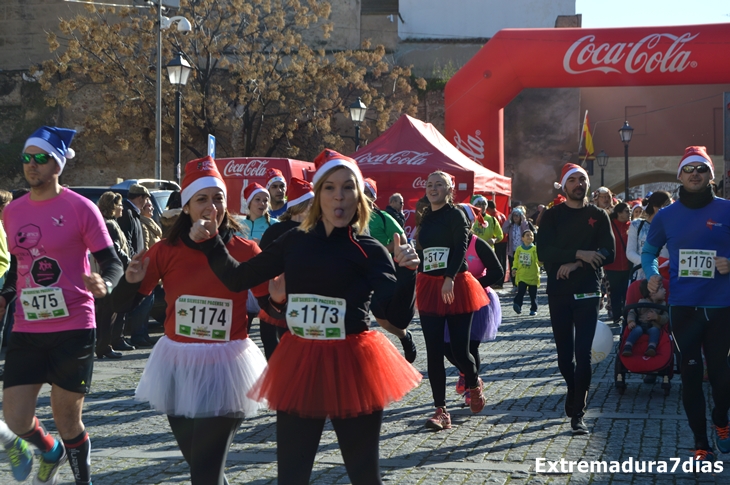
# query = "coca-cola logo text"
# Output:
<box><xmin>222</xmin><ymin>159</ymin><xmax>270</xmax><ymax>177</ymax></box>
<box><xmin>563</xmin><ymin>33</ymin><xmax>698</xmax><ymax>75</ymax></box>
<box><xmin>355</xmin><ymin>151</ymin><xmax>430</xmax><ymax>166</ymax></box>
<box><xmin>453</xmin><ymin>130</ymin><xmax>485</xmax><ymax>162</ymax></box>
<box><xmin>412</xmin><ymin>177</ymin><xmax>427</xmax><ymax>189</ymax></box>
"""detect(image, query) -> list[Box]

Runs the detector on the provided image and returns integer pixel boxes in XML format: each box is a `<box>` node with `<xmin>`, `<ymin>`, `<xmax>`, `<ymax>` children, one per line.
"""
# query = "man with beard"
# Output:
<box><xmin>535</xmin><ymin>163</ymin><xmax>615</xmax><ymax>435</ymax></box>
<box><xmin>265</xmin><ymin>168</ymin><xmax>288</xmax><ymax>219</ymax></box>
<box><xmin>642</xmin><ymin>146</ymin><xmax>730</xmax><ymax>462</ymax></box>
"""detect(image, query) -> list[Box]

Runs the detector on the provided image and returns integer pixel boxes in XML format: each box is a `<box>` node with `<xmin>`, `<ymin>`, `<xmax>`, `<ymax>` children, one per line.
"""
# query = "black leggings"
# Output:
<box><xmin>444</xmin><ymin>340</ymin><xmax>481</xmax><ymax>372</ymax></box>
<box><xmin>547</xmin><ymin>293</ymin><xmax>599</xmax><ymax>418</ymax></box>
<box><xmin>605</xmin><ymin>270</ymin><xmax>630</xmax><ymax>322</ymax></box>
<box><xmin>277</xmin><ymin>410</ymin><xmax>383</xmax><ymax>485</ymax></box>
<box><xmin>670</xmin><ymin>306</ymin><xmax>730</xmax><ymax>449</ymax></box>
<box><xmin>167</xmin><ymin>415</ymin><xmax>242</xmax><ymax>485</ymax></box>
<box><xmin>260</xmin><ymin>321</ymin><xmax>289</xmax><ymax>360</ymax></box>
<box><xmin>514</xmin><ymin>282</ymin><xmax>537</xmax><ymax>312</ymax></box>
<box><xmin>420</xmin><ymin>312</ymin><xmax>478</xmax><ymax>408</ymax></box>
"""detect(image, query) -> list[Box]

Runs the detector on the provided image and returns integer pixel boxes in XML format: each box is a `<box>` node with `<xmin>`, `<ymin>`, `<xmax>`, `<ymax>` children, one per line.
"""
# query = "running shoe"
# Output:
<box><xmin>513</xmin><ymin>303</ymin><xmax>521</xmax><ymax>314</ymax></box>
<box><xmin>694</xmin><ymin>448</ymin><xmax>715</xmax><ymax>462</ymax></box>
<box><xmin>34</xmin><ymin>447</ymin><xmax>67</xmax><ymax>485</ymax></box>
<box><xmin>6</xmin><ymin>437</ymin><xmax>32</xmax><ymax>481</ymax></box>
<box><xmin>529</xmin><ymin>310</ymin><xmax>536</xmax><ymax>316</ymax></box>
<box><xmin>455</xmin><ymin>373</ymin><xmax>466</xmax><ymax>395</ymax></box>
<box><xmin>425</xmin><ymin>408</ymin><xmax>451</xmax><ymax>431</ymax></box>
<box><xmin>399</xmin><ymin>330</ymin><xmax>417</xmax><ymax>364</ymax></box>
<box><xmin>469</xmin><ymin>378</ymin><xmax>485</xmax><ymax>413</ymax></box>
<box><xmin>571</xmin><ymin>416</ymin><xmax>589</xmax><ymax>436</ymax></box>
<box><xmin>714</xmin><ymin>424</ymin><xmax>730</xmax><ymax>454</ymax></box>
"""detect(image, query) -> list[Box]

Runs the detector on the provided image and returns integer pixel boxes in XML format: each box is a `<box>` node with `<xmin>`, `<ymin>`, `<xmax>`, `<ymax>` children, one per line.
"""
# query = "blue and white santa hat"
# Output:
<box><xmin>24</xmin><ymin>126</ymin><xmax>76</xmax><ymax>174</ymax></box>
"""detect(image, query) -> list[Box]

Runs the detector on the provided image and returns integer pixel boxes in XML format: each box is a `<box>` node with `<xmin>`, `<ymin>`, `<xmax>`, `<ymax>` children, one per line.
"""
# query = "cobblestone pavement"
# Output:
<box><xmin>1</xmin><ymin>281</ymin><xmax>728</xmax><ymax>484</ymax></box>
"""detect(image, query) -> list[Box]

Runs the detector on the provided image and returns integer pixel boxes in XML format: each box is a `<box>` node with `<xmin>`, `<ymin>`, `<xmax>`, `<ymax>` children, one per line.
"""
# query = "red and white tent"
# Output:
<box><xmin>351</xmin><ymin>115</ymin><xmax>511</xmax><ymax>239</ymax></box>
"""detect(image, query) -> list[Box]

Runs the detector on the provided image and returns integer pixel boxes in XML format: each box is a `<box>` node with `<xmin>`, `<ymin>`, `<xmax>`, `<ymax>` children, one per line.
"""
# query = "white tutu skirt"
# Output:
<box><xmin>444</xmin><ymin>286</ymin><xmax>502</xmax><ymax>343</ymax></box>
<box><xmin>135</xmin><ymin>336</ymin><xmax>268</xmax><ymax>418</ymax></box>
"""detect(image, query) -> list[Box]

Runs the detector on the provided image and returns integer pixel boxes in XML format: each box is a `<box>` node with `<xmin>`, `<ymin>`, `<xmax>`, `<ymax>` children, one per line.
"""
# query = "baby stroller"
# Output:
<box><xmin>614</xmin><ymin>278</ymin><xmax>675</xmax><ymax>396</ymax></box>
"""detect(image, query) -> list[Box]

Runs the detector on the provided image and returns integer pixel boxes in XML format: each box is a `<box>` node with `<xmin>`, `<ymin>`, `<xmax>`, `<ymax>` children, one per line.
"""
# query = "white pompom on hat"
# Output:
<box><xmin>554</xmin><ymin>163</ymin><xmax>589</xmax><ymax>191</ymax></box>
<box><xmin>287</xmin><ymin>177</ymin><xmax>314</xmax><ymax>207</ymax></box>
<box><xmin>180</xmin><ymin>156</ymin><xmax>227</xmax><ymax>207</ymax></box>
<box><xmin>677</xmin><ymin>146</ymin><xmax>714</xmax><ymax>179</ymax></box>
<box><xmin>23</xmin><ymin>126</ymin><xmax>76</xmax><ymax>175</ymax></box>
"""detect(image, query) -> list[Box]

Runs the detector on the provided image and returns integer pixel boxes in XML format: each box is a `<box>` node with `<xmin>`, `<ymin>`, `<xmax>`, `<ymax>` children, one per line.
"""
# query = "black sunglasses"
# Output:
<box><xmin>681</xmin><ymin>164</ymin><xmax>710</xmax><ymax>174</ymax></box>
<box><xmin>21</xmin><ymin>153</ymin><xmax>52</xmax><ymax>165</ymax></box>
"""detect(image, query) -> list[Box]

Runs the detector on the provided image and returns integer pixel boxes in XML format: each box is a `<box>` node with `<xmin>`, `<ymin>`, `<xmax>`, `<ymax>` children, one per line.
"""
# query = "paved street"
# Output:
<box><xmin>1</xmin><ymin>281</ymin><xmax>728</xmax><ymax>484</ymax></box>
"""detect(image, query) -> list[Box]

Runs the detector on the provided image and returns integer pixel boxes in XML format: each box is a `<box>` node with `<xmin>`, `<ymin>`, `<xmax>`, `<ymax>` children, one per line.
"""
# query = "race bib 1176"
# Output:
<box><xmin>679</xmin><ymin>249</ymin><xmax>716</xmax><ymax>278</ymax></box>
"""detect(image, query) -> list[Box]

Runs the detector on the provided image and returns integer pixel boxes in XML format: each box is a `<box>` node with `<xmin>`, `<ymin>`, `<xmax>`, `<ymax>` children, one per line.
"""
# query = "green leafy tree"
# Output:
<box><xmin>36</xmin><ymin>0</ymin><xmax>425</xmax><ymax>174</ymax></box>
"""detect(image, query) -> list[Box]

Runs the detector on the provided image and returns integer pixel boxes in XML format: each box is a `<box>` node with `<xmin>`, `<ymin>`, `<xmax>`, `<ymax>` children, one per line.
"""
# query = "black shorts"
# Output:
<box><xmin>3</xmin><ymin>329</ymin><xmax>95</xmax><ymax>394</ymax></box>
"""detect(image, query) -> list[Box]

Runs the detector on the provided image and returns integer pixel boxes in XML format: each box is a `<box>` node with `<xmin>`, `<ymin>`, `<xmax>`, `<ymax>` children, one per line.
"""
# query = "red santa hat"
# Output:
<box><xmin>287</xmin><ymin>177</ymin><xmax>314</xmax><ymax>207</ymax></box>
<box><xmin>363</xmin><ymin>177</ymin><xmax>378</xmax><ymax>200</ymax></box>
<box><xmin>554</xmin><ymin>163</ymin><xmax>589</xmax><ymax>191</ymax></box>
<box><xmin>181</xmin><ymin>156</ymin><xmax>227</xmax><ymax>207</ymax></box>
<box><xmin>677</xmin><ymin>146</ymin><xmax>714</xmax><ymax>179</ymax></box>
<box><xmin>264</xmin><ymin>167</ymin><xmax>287</xmax><ymax>190</ymax></box>
<box><xmin>312</xmin><ymin>149</ymin><xmax>364</xmax><ymax>192</ymax></box>
<box><xmin>458</xmin><ymin>203</ymin><xmax>486</xmax><ymax>227</ymax></box>
<box><xmin>240</xmin><ymin>182</ymin><xmax>268</xmax><ymax>214</ymax></box>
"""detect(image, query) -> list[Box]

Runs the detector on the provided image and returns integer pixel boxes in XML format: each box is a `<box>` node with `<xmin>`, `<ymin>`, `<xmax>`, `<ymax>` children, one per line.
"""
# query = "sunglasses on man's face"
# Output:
<box><xmin>681</xmin><ymin>164</ymin><xmax>710</xmax><ymax>174</ymax></box>
<box><xmin>21</xmin><ymin>153</ymin><xmax>52</xmax><ymax>165</ymax></box>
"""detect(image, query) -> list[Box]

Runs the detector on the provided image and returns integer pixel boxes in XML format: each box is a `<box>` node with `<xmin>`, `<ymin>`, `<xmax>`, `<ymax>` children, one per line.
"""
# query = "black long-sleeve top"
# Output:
<box><xmin>196</xmin><ymin>220</ymin><xmax>417</xmax><ymax>333</ymax></box>
<box><xmin>471</xmin><ymin>235</ymin><xmax>505</xmax><ymax>288</ymax></box>
<box><xmin>416</xmin><ymin>204</ymin><xmax>470</xmax><ymax>278</ymax></box>
<box><xmin>259</xmin><ymin>219</ymin><xmax>299</xmax><ymax>250</ymax></box>
<box><xmin>535</xmin><ymin>203</ymin><xmax>615</xmax><ymax>295</ymax></box>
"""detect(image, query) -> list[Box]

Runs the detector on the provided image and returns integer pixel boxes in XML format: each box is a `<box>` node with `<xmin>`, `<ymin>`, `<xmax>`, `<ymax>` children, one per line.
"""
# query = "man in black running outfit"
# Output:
<box><xmin>536</xmin><ymin>163</ymin><xmax>615</xmax><ymax>435</ymax></box>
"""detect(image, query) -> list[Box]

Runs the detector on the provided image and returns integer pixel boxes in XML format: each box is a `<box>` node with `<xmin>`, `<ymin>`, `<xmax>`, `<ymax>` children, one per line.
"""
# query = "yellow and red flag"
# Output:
<box><xmin>579</xmin><ymin>111</ymin><xmax>594</xmax><ymax>161</ymax></box>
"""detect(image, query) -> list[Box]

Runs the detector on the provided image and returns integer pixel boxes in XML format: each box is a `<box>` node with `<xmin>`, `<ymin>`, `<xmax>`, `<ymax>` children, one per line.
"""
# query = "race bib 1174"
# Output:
<box><xmin>175</xmin><ymin>295</ymin><xmax>233</xmax><ymax>341</ymax></box>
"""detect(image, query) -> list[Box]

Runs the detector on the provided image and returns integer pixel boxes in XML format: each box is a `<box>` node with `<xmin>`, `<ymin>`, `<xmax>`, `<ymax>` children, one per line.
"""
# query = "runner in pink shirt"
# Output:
<box><xmin>0</xmin><ymin>126</ymin><xmax>123</xmax><ymax>485</ymax></box>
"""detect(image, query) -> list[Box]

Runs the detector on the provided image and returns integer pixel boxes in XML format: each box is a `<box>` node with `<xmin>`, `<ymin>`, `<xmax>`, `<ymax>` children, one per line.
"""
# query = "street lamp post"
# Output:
<box><xmin>155</xmin><ymin>5</ymin><xmax>191</xmax><ymax>179</ymax></box>
<box><xmin>597</xmin><ymin>150</ymin><xmax>609</xmax><ymax>187</ymax></box>
<box><xmin>618</xmin><ymin>121</ymin><xmax>634</xmax><ymax>200</ymax></box>
<box><xmin>166</xmin><ymin>52</ymin><xmax>192</xmax><ymax>184</ymax></box>
<box><xmin>348</xmin><ymin>97</ymin><xmax>367</xmax><ymax>151</ymax></box>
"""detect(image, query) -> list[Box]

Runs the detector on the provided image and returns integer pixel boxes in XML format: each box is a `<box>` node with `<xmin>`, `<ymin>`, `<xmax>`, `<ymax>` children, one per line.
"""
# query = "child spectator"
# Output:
<box><xmin>512</xmin><ymin>229</ymin><xmax>540</xmax><ymax>315</ymax></box>
<box><xmin>622</xmin><ymin>280</ymin><xmax>668</xmax><ymax>357</ymax></box>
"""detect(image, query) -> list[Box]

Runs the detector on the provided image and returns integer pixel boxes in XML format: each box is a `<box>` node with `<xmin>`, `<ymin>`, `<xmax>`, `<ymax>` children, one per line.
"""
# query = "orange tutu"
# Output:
<box><xmin>258</xmin><ymin>307</ymin><xmax>287</xmax><ymax>329</ymax></box>
<box><xmin>416</xmin><ymin>271</ymin><xmax>489</xmax><ymax>316</ymax></box>
<box><xmin>247</xmin><ymin>330</ymin><xmax>422</xmax><ymax>419</ymax></box>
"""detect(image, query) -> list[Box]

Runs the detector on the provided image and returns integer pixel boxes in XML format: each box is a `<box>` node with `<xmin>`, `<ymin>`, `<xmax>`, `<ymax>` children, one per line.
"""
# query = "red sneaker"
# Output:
<box><xmin>425</xmin><ymin>407</ymin><xmax>452</xmax><ymax>430</ymax></box>
<box><xmin>469</xmin><ymin>378</ymin><xmax>486</xmax><ymax>414</ymax></box>
<box><xmin>455</xmin><ymin>373</ymin><xmax>466</xmax><ymax>395</ymax></box>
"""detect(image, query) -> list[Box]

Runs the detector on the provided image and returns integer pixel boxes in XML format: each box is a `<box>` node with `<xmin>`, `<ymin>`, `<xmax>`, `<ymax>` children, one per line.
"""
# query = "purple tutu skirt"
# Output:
<box><xmin>444</xmin><ymin>286</ymin><xmax>502</xmax><ymax>343</ymax></box>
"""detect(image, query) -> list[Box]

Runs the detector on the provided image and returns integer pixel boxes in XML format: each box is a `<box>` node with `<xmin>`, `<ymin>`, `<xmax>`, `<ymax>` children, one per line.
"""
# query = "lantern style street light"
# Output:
<box><xmin>348</xmin><ymin>97</ymin><xmax>367</xmax><ymax>151</ymax></box>
<box><xmin>155</xmin><ymin>5</ymin><xmax>192</xmax><ymax>179</ymax></box>
<box><xmin>618</xmin><ymin>121</ymin><xmax>634</xmax><ymax>199</ymax></box>
<box><xmin>596</xmin><ymin>150</ymin><xmax>609</xmax><ymax>187</ymax></box>
<box><xmin>166</xmin><ymin>52</ymin><xmax>192</xmax><ymax>184</ymax></box>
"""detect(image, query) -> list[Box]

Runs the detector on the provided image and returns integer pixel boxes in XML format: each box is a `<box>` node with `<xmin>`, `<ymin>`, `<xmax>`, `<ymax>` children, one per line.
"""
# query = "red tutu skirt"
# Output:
<box><xmin>258</xmin><ymin>307</ymin><xmax>287</xmax><ymax>329</ymax></box>
<box><xmin>416</xmin><ymin>271</ymin><xmax>489</xmax><ymax>316</ymax></box>
<box><xmin>248</xmin><ymin>330</ymin><xmax>422</xmax><ymax>419</ymax></box>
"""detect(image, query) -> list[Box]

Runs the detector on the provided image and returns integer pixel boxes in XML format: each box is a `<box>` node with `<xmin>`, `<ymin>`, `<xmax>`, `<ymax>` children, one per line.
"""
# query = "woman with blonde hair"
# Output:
<box><xmin>190</xmin><ymin>149</ymin><xmax>421</xmax><ymax>485</ymax></box>
<box><xmin>416</xmin><ymin>171</ymin><xmax>489</xmax><ymax>431</ymax></box>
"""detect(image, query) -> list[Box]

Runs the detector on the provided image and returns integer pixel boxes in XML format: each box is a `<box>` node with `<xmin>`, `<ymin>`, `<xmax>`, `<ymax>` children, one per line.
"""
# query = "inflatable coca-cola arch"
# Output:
<box><xmin>445</xmin><ymin>23</ymin><xmax>730</xmax><ymax>175</ymax></box>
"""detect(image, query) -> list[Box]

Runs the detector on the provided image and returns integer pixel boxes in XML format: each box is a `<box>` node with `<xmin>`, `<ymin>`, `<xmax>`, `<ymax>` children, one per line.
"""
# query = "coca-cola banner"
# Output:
<box><xmin>214</xmin><ymin>158</ymin><xmax>315</xmax><ymax>214</ymax></box>
<box><xmin>445</xmin><ymin>23</ymin><xmax>730</xmax><ymax>176</ymax></box>
<box><xmin>351</xmin><ymin>114</ymin><xmax>512</xmax><ymax>226</ymax></box>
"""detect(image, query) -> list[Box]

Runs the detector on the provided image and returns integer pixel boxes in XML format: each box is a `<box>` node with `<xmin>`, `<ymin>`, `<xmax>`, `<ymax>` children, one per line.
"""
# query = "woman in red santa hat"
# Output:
<box><xmin>112</xmin><ymin>157</ymin><xmax>270</xmax><ymax>485</ymax></box>
<box><xmin>256</xmin><ymin>177</ymin><xmax>314</xmax><ymax>359</ymax></box>
<box><xmin>416</xmin><ymin>171</ymin><xmax>490</xmax><ymax>431</ymax></box>
<box><xmin>189</xmin><ymin>149</ymin><xmax>422</xmax><ymax>485</ymax></box>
